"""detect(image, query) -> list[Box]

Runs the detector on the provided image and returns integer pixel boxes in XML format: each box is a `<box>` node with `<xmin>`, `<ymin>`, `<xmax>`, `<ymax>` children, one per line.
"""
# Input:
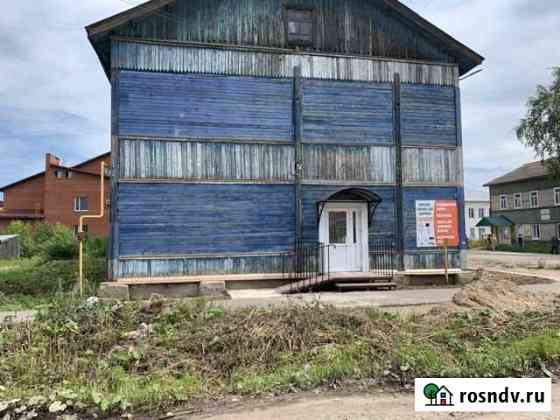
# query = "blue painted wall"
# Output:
<box><xmin>302</xmin><ymin>80</ymin><xmax>393</xmax><ymax>145</ymax></box>
<box><xmin>118</xmin><ymin>71</ymin><xmax>293</xmax><ymax>141</ymax></box>
<box><xmin>403</xmin><ymin>186</ymin><xmax>465</xmax><ymax>250</ymax></box>
<box><xmin>118</xmin><ymin>183</ymin><xmax>295</xmax><ymax>256</ymax></box>
<box><xmin>401</xmin><ymin>84</ymin><xmax>457</xmax><ymax>146</ymax></box>
<box><xmin>301</xmin><ymin>185</ymin><xmax>396</xmax><ymax>245</ymax></box>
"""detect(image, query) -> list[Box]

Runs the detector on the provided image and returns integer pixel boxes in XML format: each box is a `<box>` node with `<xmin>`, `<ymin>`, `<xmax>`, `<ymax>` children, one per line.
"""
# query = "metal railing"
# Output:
<box><xmin>281</xmin><ymin>242</ymin><xmax>331</xmax><ymax>293</ymax></box>
<box><xmin>368</xmin><ymin>238</ymin><xmax>395</xmax><ymax>279</ymax></box>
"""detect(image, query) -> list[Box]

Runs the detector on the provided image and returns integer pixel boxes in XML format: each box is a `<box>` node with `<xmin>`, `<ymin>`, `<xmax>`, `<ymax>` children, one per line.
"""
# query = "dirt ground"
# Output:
<box><xmin>467</xmin><ymin>250</ymin><xmax>560</xmax><ymax>280</ymax></box>
<box><xmin>186</xmin><ymin>385</ymin><xmax>560</xmax><ymax>420</ymax></box>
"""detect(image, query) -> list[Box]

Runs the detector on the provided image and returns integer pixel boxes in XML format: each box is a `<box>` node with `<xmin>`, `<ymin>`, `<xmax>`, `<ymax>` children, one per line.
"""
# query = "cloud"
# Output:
<box><xmin>402</xmin><ymin>0</ymin><xmax>560</xmax><ymax>199</ymax></box>
<box><xmin>1</xmin><ymin>0</ymin><xmax>558</xmax><ymax>203</ymax></box>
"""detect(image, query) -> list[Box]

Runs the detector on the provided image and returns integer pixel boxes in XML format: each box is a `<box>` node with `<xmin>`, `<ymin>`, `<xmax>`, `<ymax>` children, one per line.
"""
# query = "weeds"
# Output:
<box><xmin>1</xmin><ymin>298</ymin><xmax>560</xmax><ymax>418</ymax></box>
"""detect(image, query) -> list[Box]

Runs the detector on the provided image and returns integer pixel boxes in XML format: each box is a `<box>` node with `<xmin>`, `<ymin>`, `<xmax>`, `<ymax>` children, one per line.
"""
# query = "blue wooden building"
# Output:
<box><xmin>87</xmin><ymin>0</ymin><xmax>483</xmax><ymax>289</ymax></box>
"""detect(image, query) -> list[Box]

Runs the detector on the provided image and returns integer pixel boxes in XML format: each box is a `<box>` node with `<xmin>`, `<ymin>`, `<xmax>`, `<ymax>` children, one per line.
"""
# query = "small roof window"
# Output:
<box><xmin>285</xmin><ymin>7</ymin><xmax>314</xmax><ymax>46</ymax></box>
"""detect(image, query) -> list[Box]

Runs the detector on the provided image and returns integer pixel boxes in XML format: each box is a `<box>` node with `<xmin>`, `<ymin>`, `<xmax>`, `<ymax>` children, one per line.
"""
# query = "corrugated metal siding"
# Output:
<box><xmin>303</xmin><ymin>144</ymin><xmax>394</xmax><ymax>183</ymax></box>
<box><xmin>118</xmin><ymin>183</ymin><xmax>295</xmax><ymax>256</ymax></box>
<box><xmin>120</xmin><ymin>139</ymin><xmax>294</xmax><ymax>181</ymax></box>
<box><xmin>301</xmin><ymin>185</ymin><xmax>395</xmax><ymax>244</ymax></box>
<box><xmin>118</xmin><ymin>71</ymin><xmax>293</xmax><ymax>140</ymax></box>
<box><xmin>403</xmin><ymin>186</ymin><xmax>465</xmax><ymax>250</ymax></box>
<box><xmin>302</xmin><ymin>79</ymin><xmax>394</xmax><ymax>144</ymax></box>
<box><xmin>402</xmin><ymin>147</ymin><xmax>461</xmax><ymax>185</ymax></box>
<box><xmin>113</xmin><ymin>40</ymin><xmax>459</xmax><ymax>86</ymax></box>
<box><xmin>0</xmin><ymin>236</ymin><xmax>20</xmax><ymax>259</ymax></box>
<box><xmin>117</xmin><ymin>254</ymin><xmax>286</xmax><ymax>278</ymax></box>
<box><xmin>401</xmin><ymin>84</ymin><xmax>457</xmax><ymax>146</ymax></box>
<box><xmin>114</xmin><ymin>0</ymin><xmax>456</xmax><ymax>67</ymax></box>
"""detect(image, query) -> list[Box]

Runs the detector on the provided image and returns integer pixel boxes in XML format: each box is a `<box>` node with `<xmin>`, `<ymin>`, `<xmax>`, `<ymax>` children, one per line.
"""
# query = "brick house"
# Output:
<box><xmin>0</xmin><ymin>152</ymin><xmax>111</xmax><ymax>236</ymax></box>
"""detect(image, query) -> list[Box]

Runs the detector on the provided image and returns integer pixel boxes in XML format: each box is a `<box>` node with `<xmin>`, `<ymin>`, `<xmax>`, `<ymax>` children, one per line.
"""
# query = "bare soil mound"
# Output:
<box><xmin>452</xmin><ymin>274</ymin><xmax>547</xmax><ymax>314</ymax></box>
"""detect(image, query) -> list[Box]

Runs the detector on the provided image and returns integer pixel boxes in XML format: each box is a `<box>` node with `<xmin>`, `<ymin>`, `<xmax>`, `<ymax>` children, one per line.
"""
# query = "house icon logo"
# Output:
<box><xmin>423</xmin><ymin>383</ymin><xmax>454</xmax><ymax>407</ymax></box>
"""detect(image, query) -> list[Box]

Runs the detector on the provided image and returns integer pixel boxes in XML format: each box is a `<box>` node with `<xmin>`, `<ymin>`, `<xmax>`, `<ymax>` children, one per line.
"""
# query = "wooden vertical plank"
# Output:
<box><xmin>393</xmin><ymin>72</ymin><xmax>404</xmax><ymax>270</ymax></box>
<box><xmin>294</xmin><ymin>65</ymin><xmax>304</xmax><ymax>246</ymax></box>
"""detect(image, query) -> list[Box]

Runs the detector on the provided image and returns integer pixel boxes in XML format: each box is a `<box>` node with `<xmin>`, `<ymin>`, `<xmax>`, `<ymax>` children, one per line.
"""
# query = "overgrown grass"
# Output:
<box><xmin>1</xmin><ymin>299</ymin><xmax>560</xmax><ymax>418</ymax></box>
<box><xmin>0</xmin><ymin>257</ymin><xmax>105</xmax><ymax>302</ymax></box>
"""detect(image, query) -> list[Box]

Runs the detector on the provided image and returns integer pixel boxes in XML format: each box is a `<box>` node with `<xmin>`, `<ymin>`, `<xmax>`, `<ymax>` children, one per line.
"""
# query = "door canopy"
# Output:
<box><xmin>317</xmin><ymin>188</ymin><xmax>383</xmax><ymax>226</ymax></box>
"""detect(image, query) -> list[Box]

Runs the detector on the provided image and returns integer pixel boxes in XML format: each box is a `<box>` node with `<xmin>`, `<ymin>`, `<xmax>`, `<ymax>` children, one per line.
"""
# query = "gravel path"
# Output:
<box><xmin>187</xmin><ymin>385</ymin><xmax>560</xmax><ymax>420</ymax></box>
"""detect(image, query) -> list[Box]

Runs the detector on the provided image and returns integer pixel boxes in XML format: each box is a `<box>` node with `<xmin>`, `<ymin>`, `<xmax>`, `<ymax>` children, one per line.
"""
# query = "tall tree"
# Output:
<box><xmin>517</xmin><ymin>68</ymin><xmax>560</xmax><ymax>176</ymax></box>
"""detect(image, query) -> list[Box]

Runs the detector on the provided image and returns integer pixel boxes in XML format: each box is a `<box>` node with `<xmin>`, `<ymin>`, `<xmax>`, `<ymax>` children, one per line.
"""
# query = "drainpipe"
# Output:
<box><xmin>78</xmin><ymin>161</ymin><xmax>105</xmax><ymax>296</ymax></box>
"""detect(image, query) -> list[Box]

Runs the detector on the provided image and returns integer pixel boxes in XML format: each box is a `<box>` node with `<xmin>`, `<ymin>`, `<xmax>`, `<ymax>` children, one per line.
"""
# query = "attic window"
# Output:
<box><xmin>285</xmin><ymin>8</ymin><xmax>314</xmax><ymax>46</ymax></box>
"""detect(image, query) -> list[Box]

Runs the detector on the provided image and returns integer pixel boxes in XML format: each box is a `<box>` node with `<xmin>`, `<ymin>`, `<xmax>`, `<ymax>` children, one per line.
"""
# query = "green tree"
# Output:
<box><xmin>517</xmin><ymin>68</ymin><xmax>560</xmax><ymax>176</ymax></box>
<box><xmin>423</xmin><ymin>383</ymin><xmax>439</xmax><ymax>404</ymax></box>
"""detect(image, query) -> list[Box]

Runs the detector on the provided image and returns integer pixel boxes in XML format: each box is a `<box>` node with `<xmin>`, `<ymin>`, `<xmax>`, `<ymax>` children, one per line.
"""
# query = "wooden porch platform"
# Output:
<box><xmin>276</xmin><ymin>271</ymin><xmax>396</xmax><ymax>294</ymax></box>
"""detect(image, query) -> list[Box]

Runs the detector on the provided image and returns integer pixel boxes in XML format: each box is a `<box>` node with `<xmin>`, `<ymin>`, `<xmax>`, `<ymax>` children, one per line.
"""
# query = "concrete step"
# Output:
<box><xmin>335</xmin><ymin>282</ymin><xmax>397</xmax><ymax>291</ymax></box>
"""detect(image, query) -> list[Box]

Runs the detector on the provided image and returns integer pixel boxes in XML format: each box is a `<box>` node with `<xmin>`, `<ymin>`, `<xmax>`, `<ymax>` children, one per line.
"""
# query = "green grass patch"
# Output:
<box><xmin>0</xmin><ymin>257</ymin><xmax>105</xmax><ymax>301</ymax></box>
<box><xmin>496</xmin><ymin>242</ymin><xmax>553</xmax><ymax>254</ymax></box>
<box><xmin>1</xmin><ymin>299</ymin><xmax>560</xmax><ymax>418</ymax></box>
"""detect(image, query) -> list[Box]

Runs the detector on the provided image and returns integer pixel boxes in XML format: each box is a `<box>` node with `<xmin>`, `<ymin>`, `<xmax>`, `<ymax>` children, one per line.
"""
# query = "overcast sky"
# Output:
<box><xmin>0</xmin><ymin>0</ymin><xmax>558</xmax><ymax>201</ymax></box>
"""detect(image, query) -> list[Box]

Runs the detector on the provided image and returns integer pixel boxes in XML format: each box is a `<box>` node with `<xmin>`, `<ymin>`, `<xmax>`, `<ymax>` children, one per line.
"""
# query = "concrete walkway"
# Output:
<box><xmin>221</xmin><ymin>282</ymin><xmax>560</xmax><ymax>310</ymax></box>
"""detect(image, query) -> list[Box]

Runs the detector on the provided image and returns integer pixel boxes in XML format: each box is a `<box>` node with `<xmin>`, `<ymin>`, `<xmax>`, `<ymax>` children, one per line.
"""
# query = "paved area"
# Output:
<box><xmin>189</xmin><ymin>385</ymin><xmax>560</xmax><ymax>420</ymax></box>
<box><xmin>221</xmin><ymin>281</ymin><xmax>560</xmax><ymax>311</ymax></box>
<box><xmin>468</xmin><ymin>250</ymin><xmax>560</xmax><ymax>271</ymax></box>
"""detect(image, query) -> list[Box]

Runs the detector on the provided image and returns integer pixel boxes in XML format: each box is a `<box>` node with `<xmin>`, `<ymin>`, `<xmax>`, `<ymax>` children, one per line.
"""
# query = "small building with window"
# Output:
<box><xmin>0</xmin><ymin>153</ymin><xmax>110</xmax><ymax>237</ymax></box>
<box><xmin>484</xmin><ymin>161</ymin><xmax>560</xmax><ymax>245</ymax></box>
<box><xmin>465</xmin><ymin>199</ymin><xmax>490</xmax><ymax>241</ymax></box>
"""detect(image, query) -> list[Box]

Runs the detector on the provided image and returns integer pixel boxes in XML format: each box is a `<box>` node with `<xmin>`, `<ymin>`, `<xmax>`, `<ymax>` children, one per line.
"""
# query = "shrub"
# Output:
<box><xmin>0</xmin><ymin>257</ymin><xmax>106</xmax><ymax>297</ymax></box>
<box><xmin>467</xmin><ymin>239</ymin><xmax>487</xmax><ymax>249</ymax></box>
<box><xmin>495</xmin><ymin>242</ymin><xmax>552</xmax><ymax>254</ymax></box>
<box><xmin>85</xmin><ymin>236</ymin><xmax>108</xmax><ymax>259</ymax></box>
<box><xmin>37</xmin><ymin>224</ymin><xmax>78</xmax><ymax>260</ymax></box>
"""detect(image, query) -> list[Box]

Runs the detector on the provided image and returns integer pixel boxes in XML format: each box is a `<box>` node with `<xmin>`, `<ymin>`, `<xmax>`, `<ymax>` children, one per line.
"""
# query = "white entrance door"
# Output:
<box><xmin>319</xmin><ymin>203</ymin><xmax>369</xmax><ymax>272</ymax></box>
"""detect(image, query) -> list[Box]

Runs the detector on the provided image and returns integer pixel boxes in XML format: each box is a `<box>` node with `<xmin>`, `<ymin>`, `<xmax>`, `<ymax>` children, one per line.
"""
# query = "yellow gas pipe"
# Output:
<box><xmin>78</xmin><ymin>161</ymin><xmax>106</xmax><ymax>297</ymax></box>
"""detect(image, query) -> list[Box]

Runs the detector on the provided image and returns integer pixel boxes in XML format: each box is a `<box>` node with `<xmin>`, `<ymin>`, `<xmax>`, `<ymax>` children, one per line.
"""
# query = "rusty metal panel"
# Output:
<box><xmin>112</xmin><ymin>40</ymin><xmax>459</xmax><ymax>86</ymax></box>
<box><xmin>303</xmin><ymin>144</ymin><xmax>394</xmax><ymax>183</ymax></box>
<box><xmin>402</xmin><ymin>147</ymin><xmax>461</xmax><ymax>186</ymax></box>
<box><xmin>120</xmin><ymin>139</ymin><xmax>294</xmax><ymax>181</ymax></box>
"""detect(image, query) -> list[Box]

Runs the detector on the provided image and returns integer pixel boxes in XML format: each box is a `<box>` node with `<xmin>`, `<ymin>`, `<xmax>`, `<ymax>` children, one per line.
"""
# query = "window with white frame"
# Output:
<box><xmin>514</xmin><ymin>193</ymin><xmax>522</xmax><ymax>209</ymax></box>
<box><xmin>532</xmin><ymin>224</ymin><xmax>541</xmax><ymax>240</ymax></box>
<box><xmin>554</xmin><ymin>188</ymin><xmax>560</xmax><ymax>206</ymax></box>
<box><xmin>478</xmin><ymin>208</ymin><xmax>485</xmax><ymax>218</ymax></box>
<box><xmin>468</xmin><ymin>208</ymin><xmax>474</xmax><ymax>218</ymax></box>
<box><xmin>500</xmin><ymin>195</ymin><xmax>508</xmax><ymax>210</ymax></box>
<box><xmin>530</xmin><ymin>191</ymin><xmax>539</xmax><ymax>208</ymax></box>
<box><xmin>469</xmin><ymin>228</ymin><xmax>475</xmax><ymax>239</ymax></box>
<box><xmin>74</xmin><ymin>197</ymin><xmax>88</xmax><ymax>212</ymax></box>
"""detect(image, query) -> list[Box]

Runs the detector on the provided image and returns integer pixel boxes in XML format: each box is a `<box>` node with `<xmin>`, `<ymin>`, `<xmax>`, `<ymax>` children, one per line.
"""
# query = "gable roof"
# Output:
<box><xmin>437</xmin><ymin>386</ymin><xmax>453</xmax><ymax>396</ymax></box>
<box><xmin>86</xmin><ymin>0</ymin><xmax>483</xmax><ymax>77</ymax></box>
<box><xmin>484</xmin><ymin>161</ymin><xmax>549</xmax><ymax>187</ymax></box>
<box><xmin>0</xmin><ymin>152</ymin><xmax>110</xmax><ymax>192</ymax></box>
